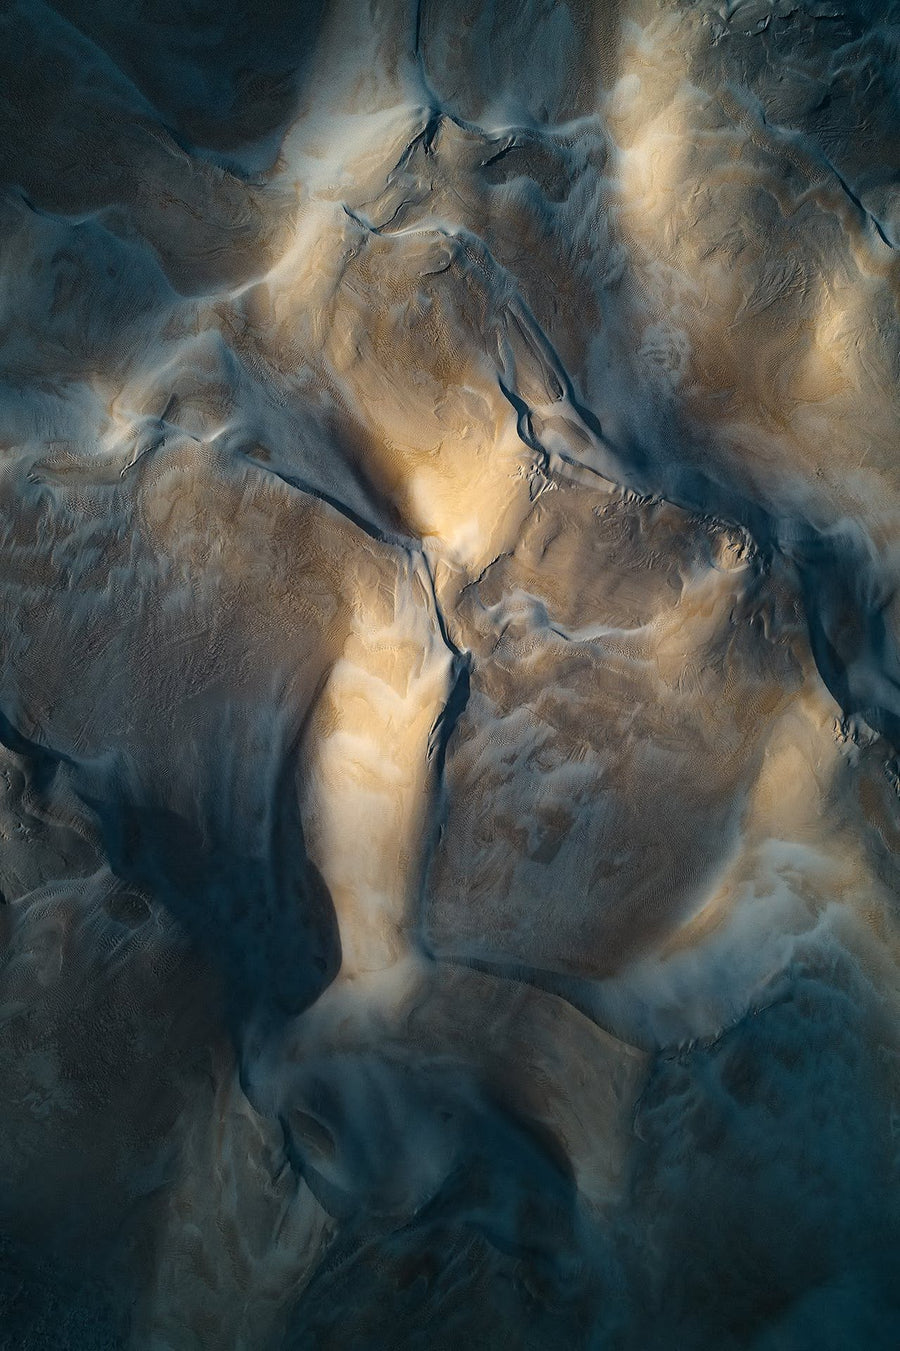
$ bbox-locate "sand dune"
[0,1,898,1346]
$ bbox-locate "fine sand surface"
[0,1,899,1347]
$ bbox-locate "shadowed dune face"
[0,0,899,1347]
[424,484,806,978]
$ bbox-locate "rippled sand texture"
[1,0,899,1346]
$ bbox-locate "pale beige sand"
[0,1,898,1347]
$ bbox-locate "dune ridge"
[0,1,898,1347]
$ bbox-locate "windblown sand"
[0,1,898,1347]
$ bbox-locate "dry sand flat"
[0,1,898,1347]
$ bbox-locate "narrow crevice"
[748,95,896,251]
[426,652,470,781]
[497,376,544,460]
[411,554,473,955]
[249,458,416,551]
[827,161,896,249]
[481,139,518,170]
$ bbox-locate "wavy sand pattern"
[0,1,898,1346]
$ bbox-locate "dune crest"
[0,1,898,1346]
